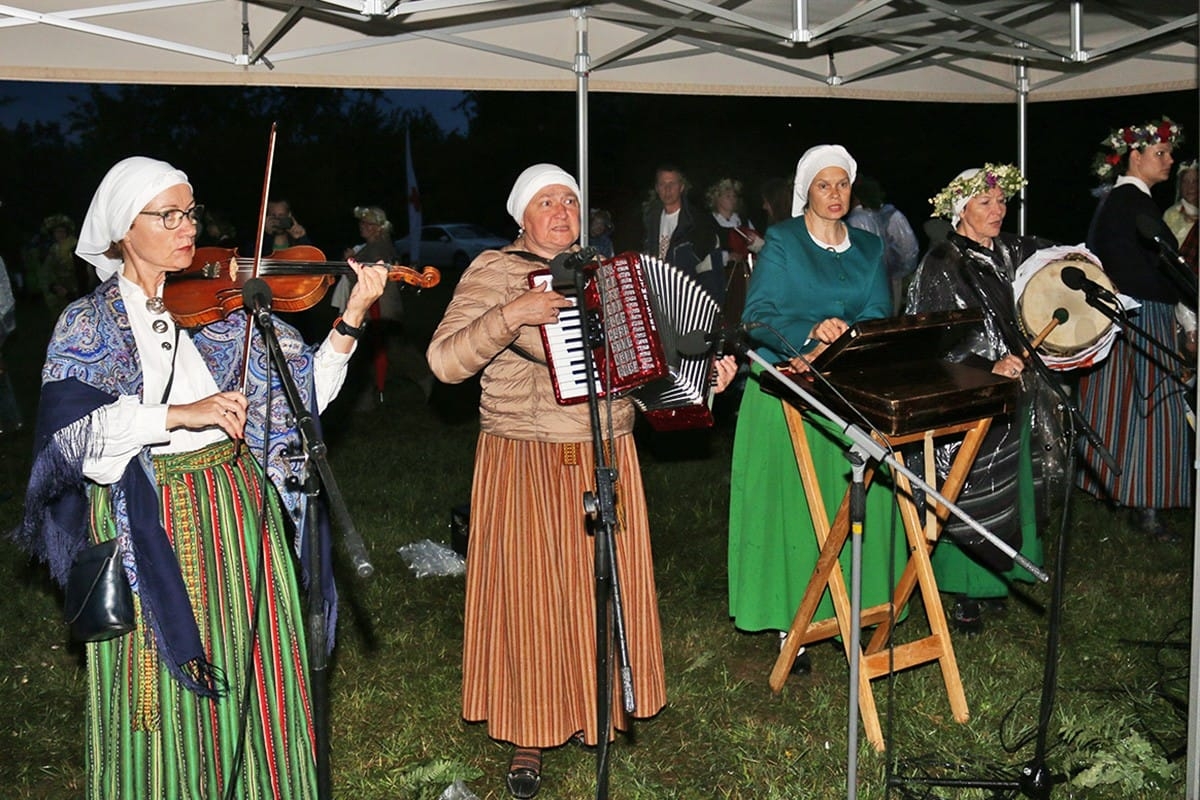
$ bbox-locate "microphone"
[548,246,600,284]
[1060,265,1118,304]
[1135,213,1188,267]
[242,277,273,325]
[677,322,750,358]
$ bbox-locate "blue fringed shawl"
[16,277,337,697]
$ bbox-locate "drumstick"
[1023,307,1070,359]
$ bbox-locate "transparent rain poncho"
[904,232,1069,559]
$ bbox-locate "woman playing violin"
[17,156,387,799]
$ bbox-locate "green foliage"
[1060,716,1176,794]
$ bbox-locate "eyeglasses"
[138,204,205,230]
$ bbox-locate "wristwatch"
[333,316,367,339]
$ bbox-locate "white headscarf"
[948,168,981,229]
[506,163,581,228]
[76,156,191,281]
[791,144,858,216]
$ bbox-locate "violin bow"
[240,121,279,394]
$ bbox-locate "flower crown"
[929,164,1027,220]
[1091,116,1183,181]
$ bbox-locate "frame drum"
[1013,249,1119,371]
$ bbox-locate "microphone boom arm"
[735,341,1049,583]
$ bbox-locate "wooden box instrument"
[763,309,1018,436]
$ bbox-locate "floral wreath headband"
[1092,116,1183,181]
[929,163,1027,220]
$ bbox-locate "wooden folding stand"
[760,309,1018,752]
[768,404,998,750]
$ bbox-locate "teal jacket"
[742,216,890,363]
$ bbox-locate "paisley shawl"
[17,276,335,696]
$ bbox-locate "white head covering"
[948,168,981,228]
[506,163,581,228]
[76,156,191,281]
[791,144,858,216]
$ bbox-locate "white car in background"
[399,223,509,271]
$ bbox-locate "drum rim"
[1017,258,1116,356]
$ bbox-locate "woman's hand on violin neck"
[343,258,389,326]
[166,391,248,440]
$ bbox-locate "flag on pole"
[405,129,422,263]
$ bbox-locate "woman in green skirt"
[18,156,388,798]
[729,144,907,673]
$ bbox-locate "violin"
[162,245,441,328]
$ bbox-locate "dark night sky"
[1,81,1196,256]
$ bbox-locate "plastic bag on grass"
[438,779,480,800]
[398,539,466,578]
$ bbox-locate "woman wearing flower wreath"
[728,144,906,673]
[1078,117,1192,542]
[904,164,1052,636]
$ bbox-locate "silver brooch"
[145,296,167,315]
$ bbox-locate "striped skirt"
[85,441,317,799]
[1076,299,1194,508]
[462,432,667,748]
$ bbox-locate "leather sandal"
[506,747,542,799]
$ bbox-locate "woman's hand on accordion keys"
[503,283,573,329]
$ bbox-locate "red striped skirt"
[462,432,667,747]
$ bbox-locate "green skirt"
[85,441,318,799]
[728,371,909,632]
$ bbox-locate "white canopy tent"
[0,1,1194,100]
[3,0,1199,795]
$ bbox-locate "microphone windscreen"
[547,252,574,286]
[242,277,273,312]
[1135,213,1162,242]
[676,329,712,358]
[1060,266,1086,290]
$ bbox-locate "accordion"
[530,251,721,431]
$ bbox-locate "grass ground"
[0,290,1193,799]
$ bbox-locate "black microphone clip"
[242,277,274,327]
[1135,213,1189,268]
[548,246,600,285]
[677,322,749,358]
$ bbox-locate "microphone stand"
[730,337,1048,800]
[244,284,374,800]
[1137,214,1200,305]
[890,258,1115,798]
[1080,292,1191,382]
[568,263,635,800]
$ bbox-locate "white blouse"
[77,273,353,484]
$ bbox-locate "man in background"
[641,164,724,302]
